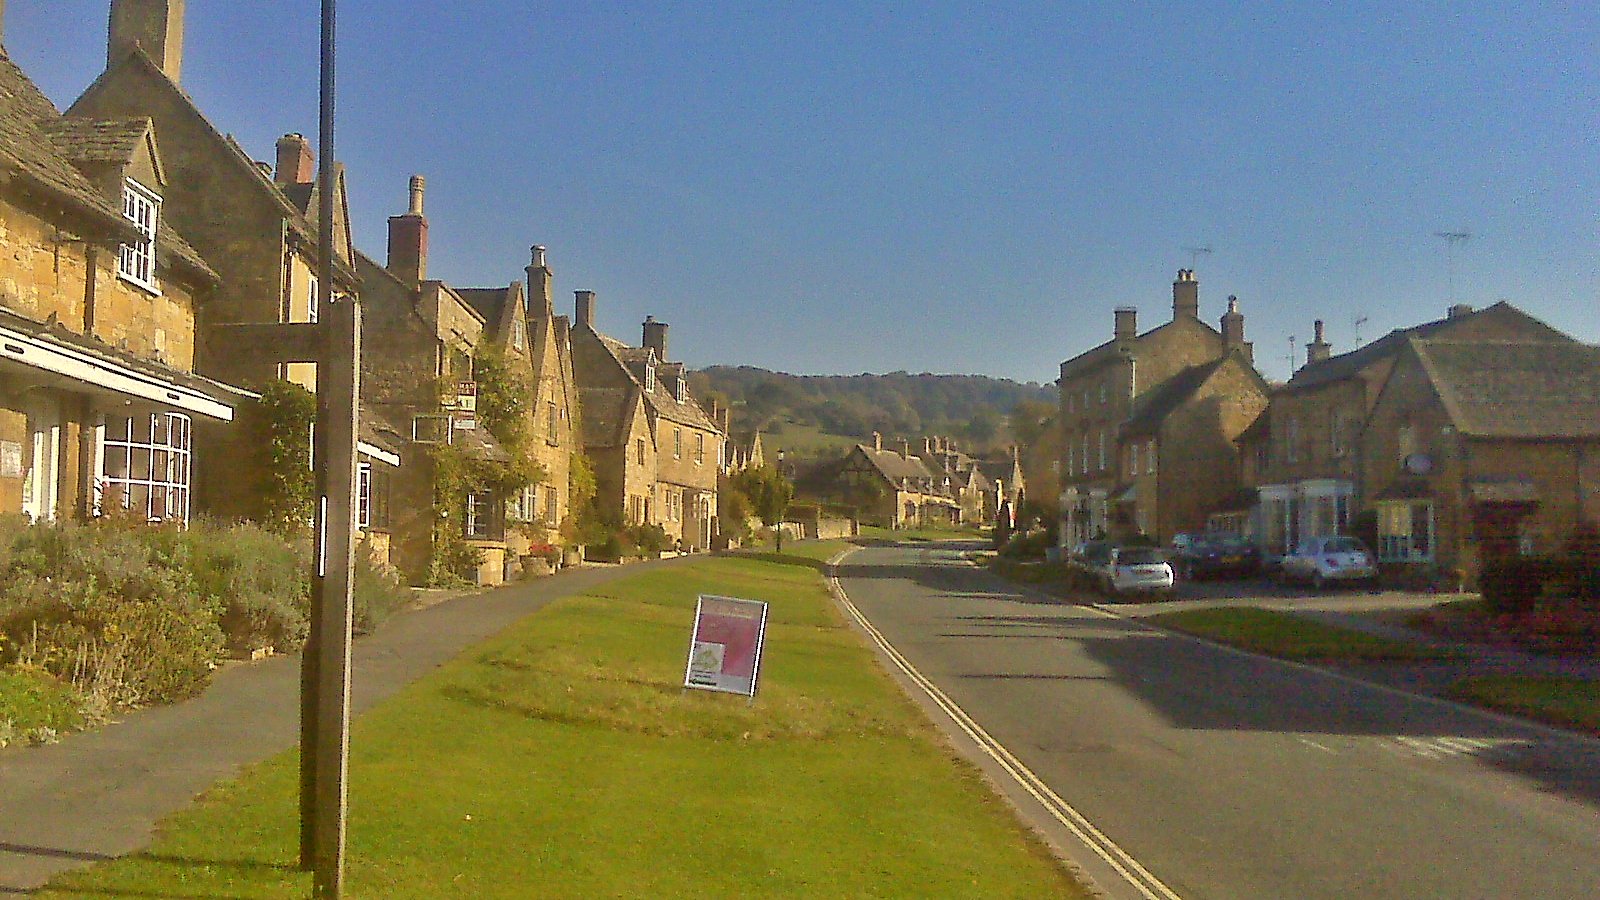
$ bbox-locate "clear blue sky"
[12,1,1597,383]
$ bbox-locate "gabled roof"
[0,50,135,234]
[578,386,641,449]
[1060,316,1221,379]
[853,445,934,482]
[1409,339,1600,439]
[1285,302,1571,392]
[590,330,721,433]
[39,116,155,167]
[456,287,513,327]
[69,48,355,283]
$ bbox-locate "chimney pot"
[532,245,546,268]
[1172,269,1199,320]
[386,174,429,284]
[109,0,186,83]
[574,290,596,328]
[274,133,314,185]
[1447,303,1474,319]
[407,175,425,215]
[1114,306,1138,341]
[872,431,882,451]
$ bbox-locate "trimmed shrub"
[354,552,413,634]
[1479,556,1555,615]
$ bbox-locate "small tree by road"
[732,465,793,550]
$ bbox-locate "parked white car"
[1280,536,1378,589]
[1098,546,1175,598]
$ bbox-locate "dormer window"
[118,179,160,292]
[645,362,656,392]
[675,378,686,402]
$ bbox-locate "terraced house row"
[1045,269,1600,585]
[0,0,725,583]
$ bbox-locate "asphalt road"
[835,541,1600,900]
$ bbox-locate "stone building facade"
[0,45,246,525]
[569,293,723,550]
[1056,270,1254,546]
[1251,302,1575,561]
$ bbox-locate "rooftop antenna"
[1434,230,1472,303]
[1287,334,1298,377]
[1353,314,1369,345]
[1183,246,1213,270]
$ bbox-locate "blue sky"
[11,1,1597,382]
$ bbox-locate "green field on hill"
[37,547,1087,898]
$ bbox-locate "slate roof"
[1059,317,1221,379]
[1120,357,1228,437]
[595,333,721,432]
[578,386,632,448]
[1284,302,1571,392]
[0,50,134,234]
[1411,339,1600,439]
[856,445,935,482]
[456,287,512,329]
[0,53,215,282]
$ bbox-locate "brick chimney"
[1221,294,1251,361]
[1306,319,1332,365]
[900,438,911,460]
[273,133,314,185]
[642,316,668,361]
[574,290,596,329]
[1173,268,1199,320]
[385,175,428,286]
[525,245,553,315]
[1114,307,1138,342]
[109,0,185,83]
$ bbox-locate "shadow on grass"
[716,550,831,574]
[0,842,295,898]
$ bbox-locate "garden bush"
[1479,555,1556,615]
[354,550,414,634]
[999,530,1052,560]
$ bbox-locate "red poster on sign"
[684,595,769,696]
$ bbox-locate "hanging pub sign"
[451,381,478,430]
[683,594,769,697]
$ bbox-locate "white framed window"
[546,401,559,446]
[117,179,160,291]
[357,462,372,530]
[307,276,320,323]
[1097,430,1106,471]
[695,433,705,465]
[1066,445,1074,476]
[1129,444,1138,476]
[1377,500,1434,562]
[636,438,647,466]
[1146,439,1156,474]
[1080,434,1089,474]
[99,411,191,525]
[676,378,687,402]
[543,484,558,526]
[464,491,495,539]
[644,363,656,392]
[674,428,682,459]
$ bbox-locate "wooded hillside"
[688,366,1053,453]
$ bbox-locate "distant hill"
[688,366,1054,459]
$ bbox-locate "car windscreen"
[1117,548,1163,566]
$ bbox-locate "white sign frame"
[683,594,769,697]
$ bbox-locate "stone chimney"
[109,0,186,83]
[1306,319,1332,365]
[525,245,553,315]
[274,134,313,185]
[1173,268,1199,320]
[385,175,428,286]
[1114,307,1138,342]
[872,431,882,451]
[642,316,668,361]
[1447,303,1474,319]
[574,290,596,329]
[1221,295,1251,361]
[899,438,911,460]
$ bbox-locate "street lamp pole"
[776,449,785,553]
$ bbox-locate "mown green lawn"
[1148,607,1451,662]
[1448,676,1600,737]
[0,667,83,740]
[38,548,1086,898]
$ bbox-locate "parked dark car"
[1175,535,1260,581]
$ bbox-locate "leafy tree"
[245,379,316,535]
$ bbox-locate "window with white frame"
[357,462,372,529]
[1097,430,1106,471]
[1129,444,1138,477]
[636,438,647,466]
[464,490,496,539]
[644,362,656,392]
[118,180,160,291]
[543,484,558,526]
[1146,439,1156,474]
[1080,434,1089,474]
[695,432,705,465]
[674,428,682,459]
[99,411,191,524]
[1377,500,1433,562]
[307,276,320,323]
[546,401,559,445]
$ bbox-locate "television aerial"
[1183,246,1213,270]
[1353,315,1369,345]
[1434,230,1472,303]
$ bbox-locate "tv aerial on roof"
[1183,246,1214,270]
[1434,230,1472,303]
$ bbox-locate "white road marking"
[1385,735,1531,760]
[1298,737,1338,754]
[828,548,1183,900]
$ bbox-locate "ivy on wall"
[244,379,316,535]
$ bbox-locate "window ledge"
[117,272,162,297]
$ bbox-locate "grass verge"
[0,667,83,741]
[1447,676,1600,737]
[1148,607,1451,661]
[37,550,1088,898]
[858,524,985,542]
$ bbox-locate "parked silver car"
[1280,535,1378,589]
[1098,546,1175,598]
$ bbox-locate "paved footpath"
[0,558,686,894]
